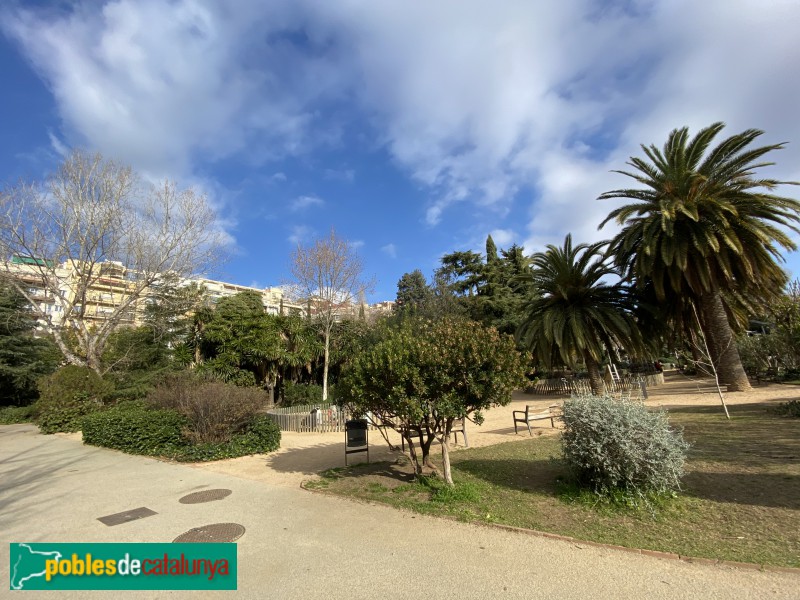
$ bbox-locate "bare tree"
[0,150,227,372]
[289,229,373,401]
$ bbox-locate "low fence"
[530,371,665,395]
[265,403,349,433]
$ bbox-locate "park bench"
[513,405,560,435]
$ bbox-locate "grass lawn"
[305,403,800,567]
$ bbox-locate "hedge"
[81,404,281,461]
[81,403,188,456]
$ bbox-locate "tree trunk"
[85,337,102,375]
[440,421,454,486]
[698,291,751,392]
[322,328,330,401]
[423,453,442,478]
[584,350,604,395]
[51,329,87,370]
[404,433,423,475]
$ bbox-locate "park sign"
[9,543,237,590]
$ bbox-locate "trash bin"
[344,419,369,465]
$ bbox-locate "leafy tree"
[338,316,527,485]
[517,235,642,394]
[275,313,322,389]
[144,278,209,347]
[737,280,800,376]
[0,285,60,405]
[600,123,800,391]
[327,318,372,385]
[198,292,282,392]
[100,325,174,400]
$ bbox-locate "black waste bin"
[344,419,369,465]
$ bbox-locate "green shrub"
[0,404,37,424]
[561,394,689,500]
[147,372,270,444]
[82,403,188,456]
[281,381,323,406]
[81,402,280,461]
[773,400,800,418]
[179,415,281,461]
[36,366,114,433]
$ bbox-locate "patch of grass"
[307,403,800,567]
[555,478,677,513]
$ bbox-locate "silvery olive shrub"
[561,394,689,497]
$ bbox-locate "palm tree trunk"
[583,350,604,395]
[698,291,751,392]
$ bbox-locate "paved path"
[1,424,797,599]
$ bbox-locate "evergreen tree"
[486,235,498,265]
[436,236,535,336]
[0,285,60,405]
[395,270,432,314]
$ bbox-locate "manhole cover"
[179,489,232,504]
[173,523,245,543]
[97,507,157,527]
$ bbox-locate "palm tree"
[517,234,642,394]
[600,122,800,391]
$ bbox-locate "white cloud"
[303,0,800,245]
[290,194,324,212]
[47,131,69,157]
[1,1,347,179]
[381,243,397,259]
[351,240,365,249]
[5,0,800,259]
[488,229,517,248]
[288,225,314,245]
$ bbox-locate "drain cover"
[179,489,232,504]
[173,523,245,543]
[97,507,157,527]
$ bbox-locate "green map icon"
[10,543,63,590]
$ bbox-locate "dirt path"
[191,371,800,487]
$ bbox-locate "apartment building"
[302,297,395,323]
[2,256,306,333]
[195,278,304,316]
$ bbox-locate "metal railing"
[530,371,665,395]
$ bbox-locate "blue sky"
[2,0,800,302]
